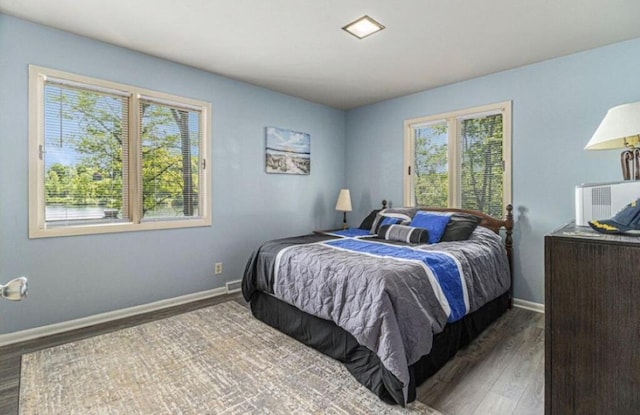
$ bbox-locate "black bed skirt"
[249,291,510,406]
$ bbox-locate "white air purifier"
[575,181,640,226]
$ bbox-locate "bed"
[242,202,514,406]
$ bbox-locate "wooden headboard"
[380,200,513,254]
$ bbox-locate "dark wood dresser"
[545,222,640,414]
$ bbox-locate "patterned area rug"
[20,301,440,414]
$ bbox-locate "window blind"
[457,111,504,218]
[43,81,129,225]
[138,99,202,220]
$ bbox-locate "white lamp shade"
[585,102,640,150]
[335,189,352,212]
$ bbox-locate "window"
[29,65,211,238]
[403,101,511,218]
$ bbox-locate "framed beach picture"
[265,127,310,175]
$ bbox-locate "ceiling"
[2,0,640,110]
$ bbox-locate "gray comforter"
[244,227,510,404]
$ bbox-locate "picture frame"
[265,126,310,175]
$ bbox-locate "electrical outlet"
[214,262,223,274]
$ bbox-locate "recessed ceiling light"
[342,15,385,39]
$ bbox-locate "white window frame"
[403,101,512,211]
[28,65,212,238]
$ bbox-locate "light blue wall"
[0,15,346,334]
[3,13,639,333]
[346,38,640,304]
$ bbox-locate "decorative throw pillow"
[358,209,382,230]
[369,212,412,234]
[409,211,451,244]
[378,224,428,244]
[440,213,481,242]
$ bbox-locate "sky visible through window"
[415,123,448,174]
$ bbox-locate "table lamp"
[335,189,352,229]
[585,102,640,180]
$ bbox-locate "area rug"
[20,301,440,414]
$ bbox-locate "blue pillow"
[409,211,451,244]
[380,216,403,227]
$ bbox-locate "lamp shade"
[335,189,352,212]
[585,102,640,150]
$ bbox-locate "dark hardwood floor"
[1,295,543,415]
[417,307,545,415]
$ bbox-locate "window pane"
[458,113,503,217]
[43,83,128,225]
[413,121,448,207]
[140,101,201,219]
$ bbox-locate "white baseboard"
[513,298,545,313]
[0,286,232,347]
[0,285,542,347]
